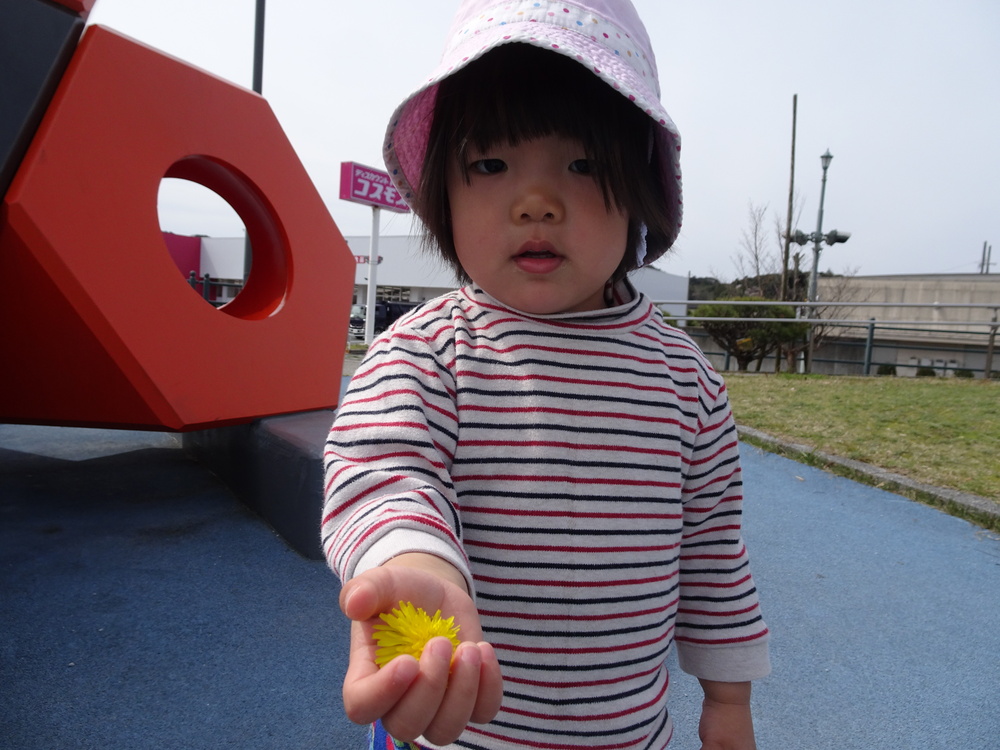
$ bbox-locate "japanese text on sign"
[339,161,410,213]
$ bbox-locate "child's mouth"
[515,241,562,273]
[517,241,558,258]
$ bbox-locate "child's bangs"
[449,50,596,154]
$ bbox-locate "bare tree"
[732,202,774,296]
[727,196,869,371]
[774,193,805,300]
[778,266,873,371]
[811,267,871,348]
[731,199,808,301]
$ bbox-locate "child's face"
[446,134,629,315]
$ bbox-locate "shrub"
[954,368,974,379]
[876,364,897,377]
[916,366,937,378]
[690,298,807,372]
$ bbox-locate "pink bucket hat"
[383,0,683,262]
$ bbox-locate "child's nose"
[511,182,564,224]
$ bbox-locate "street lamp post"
[807,150,833,304]
[791,150,851,372]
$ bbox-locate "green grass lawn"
[724,374,1000,508]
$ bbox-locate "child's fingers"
[470,641,504,725]
[381,636,454,741]
[339,570,393,621]
[339,564,457,625]
[420,641,483,746]
[342,647,420,726]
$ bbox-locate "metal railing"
[654,299,1000,379]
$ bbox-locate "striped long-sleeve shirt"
[322,283,769,750]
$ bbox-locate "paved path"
[671,443,1000,749]
[1,419,998,749]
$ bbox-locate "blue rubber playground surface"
[2,409,999,748]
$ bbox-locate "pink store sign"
[339,161,410,213]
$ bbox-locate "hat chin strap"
[635,223,649,268]
[634,125,654,269]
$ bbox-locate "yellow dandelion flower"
[372,601,461,668]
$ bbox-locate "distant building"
[814,273,999,377]
[165,228,693,351]
[343,234,690,319]
[164,232,690,316]
[344,235,456,305]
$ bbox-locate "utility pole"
[775,95,797,373]
[780,94,796,303]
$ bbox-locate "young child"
[323,2,770,748]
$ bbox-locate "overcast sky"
[86,0,1000,281]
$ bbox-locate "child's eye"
[569,159,593,175]
[470,158,507,175]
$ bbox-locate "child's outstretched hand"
[339,553,504,746]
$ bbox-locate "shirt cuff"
[676,639,772,682]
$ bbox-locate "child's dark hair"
[415,43,675,284]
